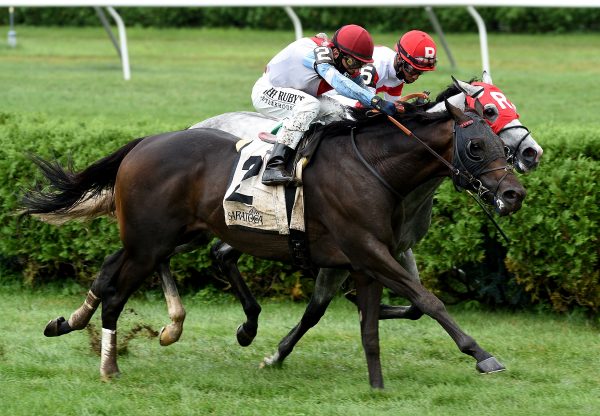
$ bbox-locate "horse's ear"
[474,98,484,117]
[452,75,484,99]
[445,99,469,123]
[482,70,493,85]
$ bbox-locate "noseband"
[496,124,532,166]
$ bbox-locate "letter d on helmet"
[332,24,374,63]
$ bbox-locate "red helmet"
[395,30,437,71]
[332,24,374,63]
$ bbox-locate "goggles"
[343,54,364,70]
[397,43,437,69]
[402,60,423,76]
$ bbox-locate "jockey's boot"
[262,143,296,186]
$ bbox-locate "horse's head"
[453,72,543,173]
[445,100,526,216]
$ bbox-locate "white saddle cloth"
[223,139,305,235]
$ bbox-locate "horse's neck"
[427,92,465,113]
[392,176,445,253]
[349,120,453,200]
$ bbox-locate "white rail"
[3,1,599,79]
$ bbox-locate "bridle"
[351,111,514,241]
[351,112,512,199]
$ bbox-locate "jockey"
[252,24,397,186]
[330,30,437,110]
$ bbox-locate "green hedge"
[2,7,600,33]
[0,113,598,313]
[416,124,599,313]
[0,112,302,298]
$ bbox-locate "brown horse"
[23,102,525,388]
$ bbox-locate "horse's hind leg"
[156,236,210,346]
[99,251,157,380]
[157,261,186,346]
[211,240,261,347]
[262,267,347,368]
[43,249,125,337]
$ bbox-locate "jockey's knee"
[284,96,320,133]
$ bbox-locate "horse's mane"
[308,78,480,141]
[428,77,479,107]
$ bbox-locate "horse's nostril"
[522,147,537,161]
[503,187,526,204]
[503,190,516,202]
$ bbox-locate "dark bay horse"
[23,102,525,388]
[149,74,542,359]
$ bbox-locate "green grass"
[2,27,600,133]
[0,287,598,416]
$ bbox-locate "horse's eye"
[484,108,496,116]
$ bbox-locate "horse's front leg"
[211,240,261,347]
[358,243,505,374]
[261,267,347,368]
[43,249,125,337]
[354,274,384,389]
[379,248,424,320]
[157,261,186,346]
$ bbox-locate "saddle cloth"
[223,138,305,235]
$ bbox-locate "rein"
[350,127,403,199]
[350,114,512,243]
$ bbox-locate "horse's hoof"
[159,325,181,346]
[44,316,67,337]
[236,324,255,347]
[259,353,282,369]
[100,371,121,382]
[477,356,506,374]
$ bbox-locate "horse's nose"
[502,185,526,210]
[521,146,543,169]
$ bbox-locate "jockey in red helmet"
[395,30,437,84]
[252,24,397,186]
[326,30,437,112]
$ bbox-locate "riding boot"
[262,143,296,186]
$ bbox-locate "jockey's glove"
[370,96,397,116]
[415,90,431,106]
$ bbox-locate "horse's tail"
[21,137,144,223]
